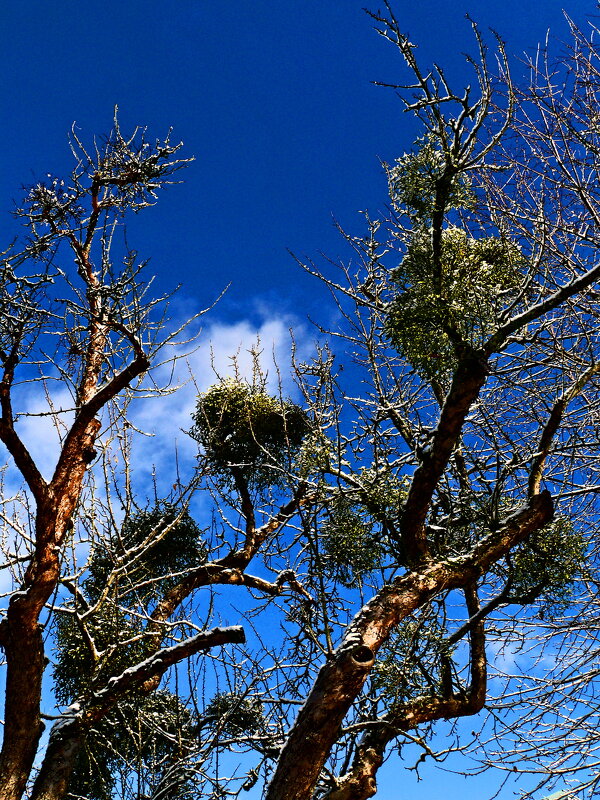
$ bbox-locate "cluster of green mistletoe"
[56,502,206,700]
[204,691,265,738]
[65,690,198,800]
[372,612,451,705]
[54,604,147,707]
[86,502,206,603]
[386,227,525,378]
[191,379,310,490]
[384,137,526,379]
[371,513,586,704]
[55,502,208,800]
[387,134,475,219]
[56,611,198,800]
[426,496,585,615]
[321,468,407,587]
[504,516,586,615]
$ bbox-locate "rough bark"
[324,585,486,800]
[265,492,552,800]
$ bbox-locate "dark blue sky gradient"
[2,1,586,326]
[1,2,591,798]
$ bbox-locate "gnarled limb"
[324,584,485,800]
[265,492,552,800]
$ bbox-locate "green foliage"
[426,490,496,560]
[86,502,206,603]
[386,226,525,378]
[321,500,384,587]
[387,135,474,219]
[372,612,450,704]
[296,428,336,478]
[54,606,147,706]
[205,691,264,737]
[320,470,406,586]
[384,134,527,379]
[371,519,585,707]
[56,502,205,706]
[67,692,197,800]
[191,379,310,489]
[510,517,586,614]
[358,466,407,518]
[54,502,207,799]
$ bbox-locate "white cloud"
[127,311,312,494]
[0,311,315,558]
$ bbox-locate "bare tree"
[0,114,252,800]
[258,7,600,799]
[5,6,600,800]
[0,116,315,799]
[452,13,600,799]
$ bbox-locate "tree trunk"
[0,612,46,800]
[266,644,376,800]
[29,718,83,800]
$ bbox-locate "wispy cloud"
[0,310,314,576]
[128,311,312,494]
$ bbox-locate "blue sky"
[2,1,586,325]
[1,2,592,798]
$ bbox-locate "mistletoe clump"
[386,227,525,378]
[372,613,451,705]
[66,691,197,800]
[86,502,206,603]
[509,517,586,615]
[191,379,310,489]
[387,134,475,219]
[321,470,406,586]
[321,498,384,587]
[205,691,264,737]
[54,605,147,708]
[54,503,206,800]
